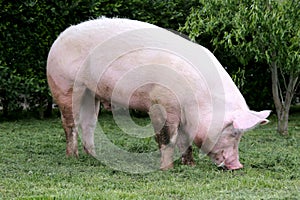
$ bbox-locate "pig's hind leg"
[47,75,82,157]
[60,97,79,157]
[79,89,100,157]
[49,83,80,157]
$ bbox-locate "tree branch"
[278,76,284,105]
[284,74,296,112]
[279,67,288,90]
[295,77,300,92]
[271,62,283,118]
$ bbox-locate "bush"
[0,0,200,118]
[1,0,278,117]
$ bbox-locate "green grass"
[0,112,299,199]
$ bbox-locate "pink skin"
[208,147,244,170]
[205,123,254,170]
[47,17,271,170]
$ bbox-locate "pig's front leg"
[149,104,179,170]
[181,146,195,166]
[177,130,195,166]
[155,124,179,170]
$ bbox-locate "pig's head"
[207,110,271,170]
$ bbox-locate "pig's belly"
[95,82,155,112]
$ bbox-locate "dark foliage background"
[0,0,286,119]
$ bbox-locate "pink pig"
[47,17,270,170]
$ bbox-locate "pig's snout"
[224,160,243,170]
[209,151,244,170]
[216,160,243,170]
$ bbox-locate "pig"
[47,17,270,171]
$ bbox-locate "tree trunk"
[271,62,299,135]
[277,109,289,135]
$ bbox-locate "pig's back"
[47,17,158,80]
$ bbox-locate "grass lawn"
[0,111,299,199]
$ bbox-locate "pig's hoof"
[181,157,195,166]
[160,163,174,171]
[83,146,96,157]
[183,160,196,167]
[66,149,79,158]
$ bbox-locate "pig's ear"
[232,110,271,131]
